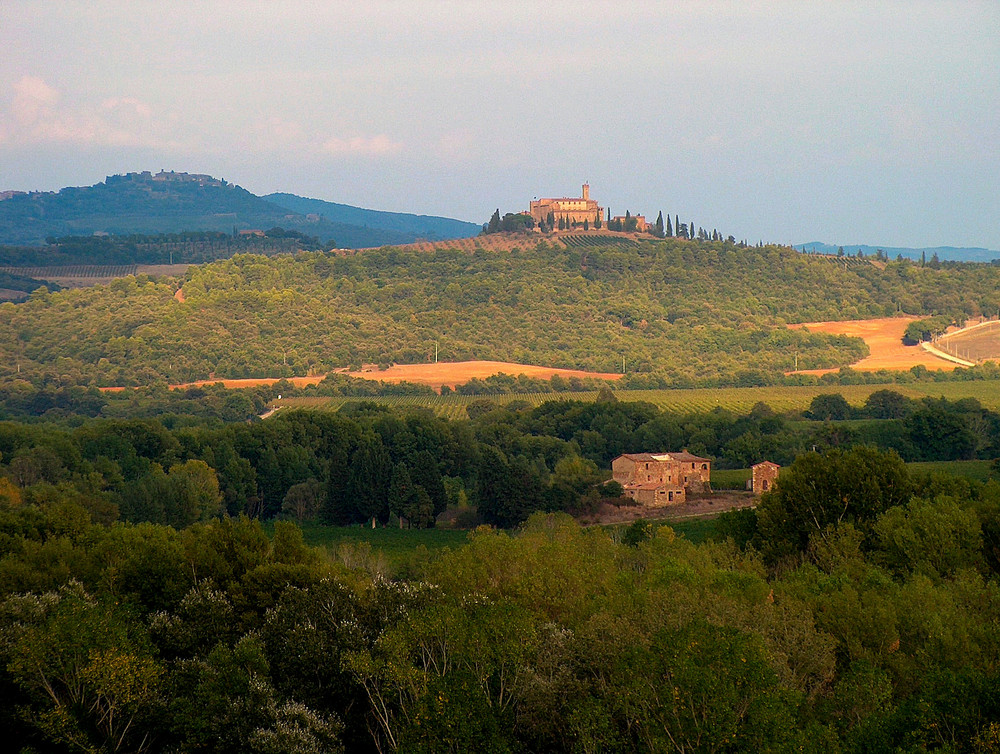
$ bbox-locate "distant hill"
[0,171,478,249]
[796,242,1000,263]
[263,193,480,242]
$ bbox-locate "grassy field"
[712,468,753,490]
[297,522,468,556]
[906,459,997,482]
[712,460,996,488]
[272,379,1000,419]
[652,517,719,544]
[272,516,721,573]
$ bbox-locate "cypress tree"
[654,211,664,237]
[346,433,392,526]
[666,214,673,237]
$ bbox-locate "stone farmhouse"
[612,451,712,506]
[529,184,603,228]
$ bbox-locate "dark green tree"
[486,209,501,234]
[863,389,914,419]
[756,446,912,561]
[806,393,853,421]
[346,433,392,526]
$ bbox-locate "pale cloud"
[2,75,175,149]
[236,120,402,161]
[12,75,59,124]
[434,129,479,163]
[321,134,402,157]
[239,116,308,153]
[101,96,153,119]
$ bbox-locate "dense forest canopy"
[1,398,999,751]
[2,238,999,388]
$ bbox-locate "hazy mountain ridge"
[263,192,480,241]
[0,172,478,248]
[797,242,1000,263]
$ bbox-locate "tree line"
[0,229,325,268]
[2,388,1000,536]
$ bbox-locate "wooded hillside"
[0,172,476,248]
[2,238,999,387]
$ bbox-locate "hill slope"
[0,171,475,249]
[797,242,1000,263]
[263,192,480,241]
[7,237,998,388]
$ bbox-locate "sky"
[1,1,998,249]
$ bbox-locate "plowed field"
[344,360,623,389]
[99,361,621,393]
[788,317,957,374]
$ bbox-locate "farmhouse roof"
[618,451,711,463]
[752,460,781,469]
[666,451,711,463]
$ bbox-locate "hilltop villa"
[529,184,603,228]
[612,451,712,506]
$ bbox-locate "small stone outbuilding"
[750,461,780,494]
